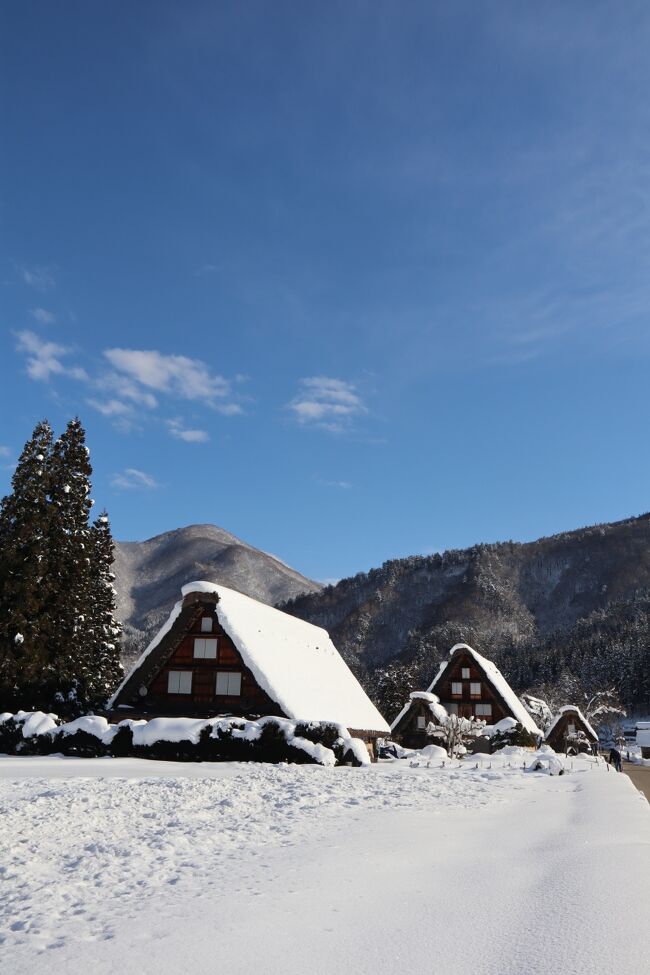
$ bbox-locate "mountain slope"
[114,524,321,659]
[283,513,650,713]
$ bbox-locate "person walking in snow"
[609,747,622,772]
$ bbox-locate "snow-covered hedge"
[0,711,370,767]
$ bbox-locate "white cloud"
[315,475,353,489]
[103,348,235,407]
[167,419,210,443]
[17,265,55,291]
[30,307,56,325]
[111,468,159,490]
[15,330,87,382]
[289,377,367,431]
[0,446,10,457]
[86,398,133,417]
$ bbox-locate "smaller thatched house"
[389,692,449,750]
[545,706,598,754]
[636,722,650,759]
[391,643,542,749]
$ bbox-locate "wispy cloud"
[15,330,87,382]
[86,398,133,417]
[103,348,241,413]
[17,264,56,291]
[289,377,367,432]
[30,307,56,325]
[0,446,11,458]
[167,418,210,443]
[111,468,159,490]
[315,475,353,489]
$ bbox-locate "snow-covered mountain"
[114,524,321,661]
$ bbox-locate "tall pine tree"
[87,511,123,702]
[0,421,54,708]
[0,418,123,713]
[46,419,96,709]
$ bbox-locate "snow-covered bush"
[0,711,370,766]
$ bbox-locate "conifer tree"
[87,511,123,703]
[0,420,54,709]
[45,419,95,708]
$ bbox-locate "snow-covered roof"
[637,729,650,747]
[110,581,389,734]
[390,690,447,732]
[545,705,598,742]
[428,643,542,737]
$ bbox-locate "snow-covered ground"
[1,752,649,975]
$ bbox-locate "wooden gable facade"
[111,591,283,719]
[545,708,598,754]
[431,646,510,725]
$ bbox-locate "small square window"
[216,671,242,696]
[417,715,426,729]
[194,638,217,659]
[470,682,481,697]
[451,681,463,696]
[201,617,213,633]
[168,671,192,695]
[461,667,470,679]
[475,703,492,717]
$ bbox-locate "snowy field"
[2,752,649,975]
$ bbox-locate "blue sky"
[2,1,650,582]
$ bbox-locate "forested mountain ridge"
[283,513,650,718]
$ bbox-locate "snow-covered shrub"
[0,710,60,754]
[0,711,369,766]
[490,720,537,751]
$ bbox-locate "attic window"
[461,667,470,679]
[451,681,462,697]
[168,671,192,695]
[194,638,218,659]
[201,617,213,633]
[417,716,426,729]
[470,682,481,698]
[216,671,242,696]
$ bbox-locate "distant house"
[636,722,650,759]
[108,581,390,759]
[391,643,542,748]
[545,706,598,754]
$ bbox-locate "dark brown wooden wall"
[145,609,282,717]
[434,650,508,722]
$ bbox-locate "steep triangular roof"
[545,705,598,742]
[428,643,542,736]
[110,581,389,734]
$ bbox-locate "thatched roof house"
[391,643,541,748]
[545,706,598,753]
[109,582,389,757]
